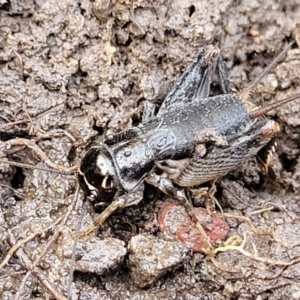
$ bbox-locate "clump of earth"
[1,0,300,299]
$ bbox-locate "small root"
[220,212,272,236]
[206,231,300,268]
[0,119,29,129]
[207,179,223,213]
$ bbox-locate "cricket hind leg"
[142,46,230,123]
[217,56,231,94]
[157,44,222,116]
[194,44,232,99]
[142,100,156,123]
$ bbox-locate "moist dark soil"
[1,1,300,299]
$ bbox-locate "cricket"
[1,41,300,298]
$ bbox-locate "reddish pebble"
[158,203,229,252]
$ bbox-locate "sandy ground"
[1,0,300,299]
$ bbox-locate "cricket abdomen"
[159,94,251,158]
[155,94,278,187]
[175,117,278,187]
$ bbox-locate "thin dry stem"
[0,138,78,174]
[0,216,63,269]
[7,231,67,300]
[15,186,79,300]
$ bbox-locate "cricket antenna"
[0,159,76,176]
[250,93,300,118]
[239,41,294,100]
[67,190,97,300]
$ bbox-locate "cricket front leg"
[79,184,145,237]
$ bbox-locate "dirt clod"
[128,234,189,287]
[1,0,300,299]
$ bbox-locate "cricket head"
[78,145,118,202]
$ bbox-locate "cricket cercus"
[1,42,299,251]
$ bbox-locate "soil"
[1,0,300,299]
